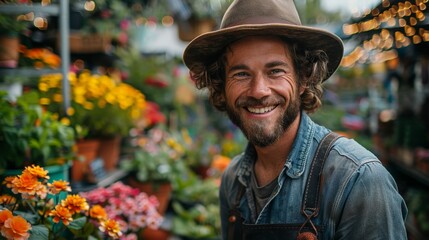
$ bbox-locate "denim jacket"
[219,112,408,240]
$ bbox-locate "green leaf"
[67,216,87,230]
[29,224,49,240]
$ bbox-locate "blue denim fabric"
[219,112,408,240]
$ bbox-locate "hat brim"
[183,23,344,81]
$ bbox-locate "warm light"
[84,0,96,11]
[34,17,48,30]
[413,35,422,44]
[161,16,174,27]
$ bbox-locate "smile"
[246,105,277,114]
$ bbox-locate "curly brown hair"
[189,38,329,113]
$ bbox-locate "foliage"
[0,91,76,172]
[171,173,221,239]
[38,70,146,139]
[79,181,163,239]
[114,47,176,111]
[0,0,31,34]
[182,0,233,21]
[0,165,123,239]
[406,188,429,233]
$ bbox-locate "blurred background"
[0,0,428,239]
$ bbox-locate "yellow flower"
[1,215,32,240]
[49,205,73,226]
[89,205,107,221]
[48,180,71,195]
[61,194,89,214]
[99,219,122,239]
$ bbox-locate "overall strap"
[299,132,342,237]
[228,180,246,240]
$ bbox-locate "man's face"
[224,36,302,147]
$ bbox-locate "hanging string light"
[341,0,429,67]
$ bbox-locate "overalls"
[227,132,341,240]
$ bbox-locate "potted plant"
[0,1,31,68]
[37,70,146,181]
[0,91,76,182]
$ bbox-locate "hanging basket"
[178,18,215,42]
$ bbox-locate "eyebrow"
[266,61,290,69]
[227,61,290,73]
[227,64,249,73]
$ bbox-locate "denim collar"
[237,112,315,186]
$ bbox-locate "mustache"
[236,96,285,108]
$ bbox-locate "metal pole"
[59,0,70,114]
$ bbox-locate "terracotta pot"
[97,136,122,172]
[72,139,100,183]
[127,177,172,215]
[0,34,20,68]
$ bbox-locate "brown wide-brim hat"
[183,0,344,82]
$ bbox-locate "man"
[182,0,408,239]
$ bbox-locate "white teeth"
[247,106,275,114]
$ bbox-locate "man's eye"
[269,69,284,75]
[233,72,249,78]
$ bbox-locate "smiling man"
[182,0,408,239]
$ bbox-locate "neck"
[253,113,301,185]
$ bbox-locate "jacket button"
[228,216,236,222]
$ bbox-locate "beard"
[225,94,301,147]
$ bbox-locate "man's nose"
[248,74,271,99]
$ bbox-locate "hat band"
[222,16,301,28]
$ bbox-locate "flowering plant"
[120,126,189,185]
[38,70,146,139]
[0,165,124,239]
[18,46,61,69]
[80,181,163,239]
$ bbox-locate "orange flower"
[99,219,122,239]
[0,209,13,227]
[89,205,107,221]
[23,165,50,180]
[49,205,73,226]
[211,155,231,172]
[48,180,71,195]
[2,176,16,189]
[1,215,32,240]
[10,172,40,197]
[61,195,89,214]
[0,195,16,206]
